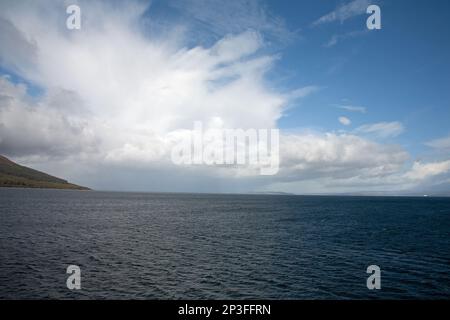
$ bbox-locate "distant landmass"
[0,155,89,190]
[248,191,296,195]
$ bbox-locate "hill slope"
[0,155,89,190]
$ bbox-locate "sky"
[0,0,449,194]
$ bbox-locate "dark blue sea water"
[0,188,449,299]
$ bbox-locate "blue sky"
[273,0,450,157]
[163,0,450,156]
[0,0,449,194]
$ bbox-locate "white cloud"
[0,1,287,151]
[338,116,351,126]
[356,121,404,138]
[312,0,370,26]
[337,104,366,113]
[0,1,289,176]
[280,133,408,179]
[0,76,99,158]
[425,135,450,150]
[324,29,369,48]
[405,160,450,181]
[0,16,38,74]
[287,85,321,100]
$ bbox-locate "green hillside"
[0,155,90,190]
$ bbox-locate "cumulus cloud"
[279,133,408,180]
[338,116,351,126]
[0,1,289,177]
[0,76,99,158]
[405,160,450,181]
[0,1,286,153]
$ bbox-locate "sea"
[0,188,449,299]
